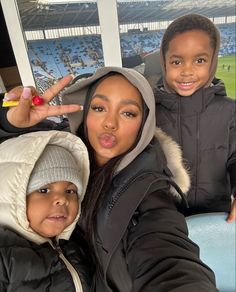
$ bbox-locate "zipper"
[107,170,189,217]
[50,240,83,292]
[107,172,148,216]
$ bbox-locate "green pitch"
[216,54,235,99]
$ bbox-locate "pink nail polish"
[22,87,31,99]
[3,92,16,101]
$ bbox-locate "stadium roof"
[17,0,236,30]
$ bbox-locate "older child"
[0,130,93,292]
[154,14,236,221]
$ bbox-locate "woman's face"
[86,74,143,166]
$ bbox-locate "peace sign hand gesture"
[5,75,81,128]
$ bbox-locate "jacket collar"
[155,78,227,114]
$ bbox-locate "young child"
[0,130,93,292]
[155,14,236,221]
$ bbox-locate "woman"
[0,67,218,291]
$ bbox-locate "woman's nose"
[103,115,118,131]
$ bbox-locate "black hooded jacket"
[155,78,236,215]
[93,137,217,292]
[154,14,236,216]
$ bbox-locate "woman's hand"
[227,197,236,223]
[7,85,39,98]
[5,75,81,128]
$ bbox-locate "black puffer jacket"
[0,227,93,292]
[155,78,236,215]
[0,131,93,292]
[94,137,217,292]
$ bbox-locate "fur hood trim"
[155,127,190,198]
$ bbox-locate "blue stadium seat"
[27,23,235,82]
[186,213,236,292]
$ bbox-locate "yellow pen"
[2,95,44,107]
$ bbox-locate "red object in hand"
[32,95,44,106]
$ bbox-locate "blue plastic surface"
[186,212,236,292]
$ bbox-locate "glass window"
[15,0,105,93]
[117,0,235,97]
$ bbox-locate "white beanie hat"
[27,145,83,196]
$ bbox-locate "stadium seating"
[186,212,236,292]
[28,23,235,92]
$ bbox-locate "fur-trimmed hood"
[155,127,190,197]
[0,130,89,245]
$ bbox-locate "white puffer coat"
[0,130,93,292]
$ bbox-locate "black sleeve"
[126,190,218,292]
[228,162,236,197]
[0,98,70,142]
[0,103,24,142]
[0,249,8,292]
[227,104,236,196]
[0,104,28,132]
[0,95,33,140]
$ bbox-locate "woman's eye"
[38,188,50,194]
[90,104,104,112]
[122,111,137,118]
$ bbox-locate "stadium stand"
[28,23,235,92]
[11,0,233,93]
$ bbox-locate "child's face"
[86,75,143,166]
[27,181,79,238]
[165,30,214,96]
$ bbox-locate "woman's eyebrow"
[92,94,142,109]
[92,94,108,101]
[121,99,142,110]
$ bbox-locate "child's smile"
[165,30,214,96]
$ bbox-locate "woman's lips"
[99,133,117,148]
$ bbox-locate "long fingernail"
[22,87,31,99]
[3,92,17,101]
